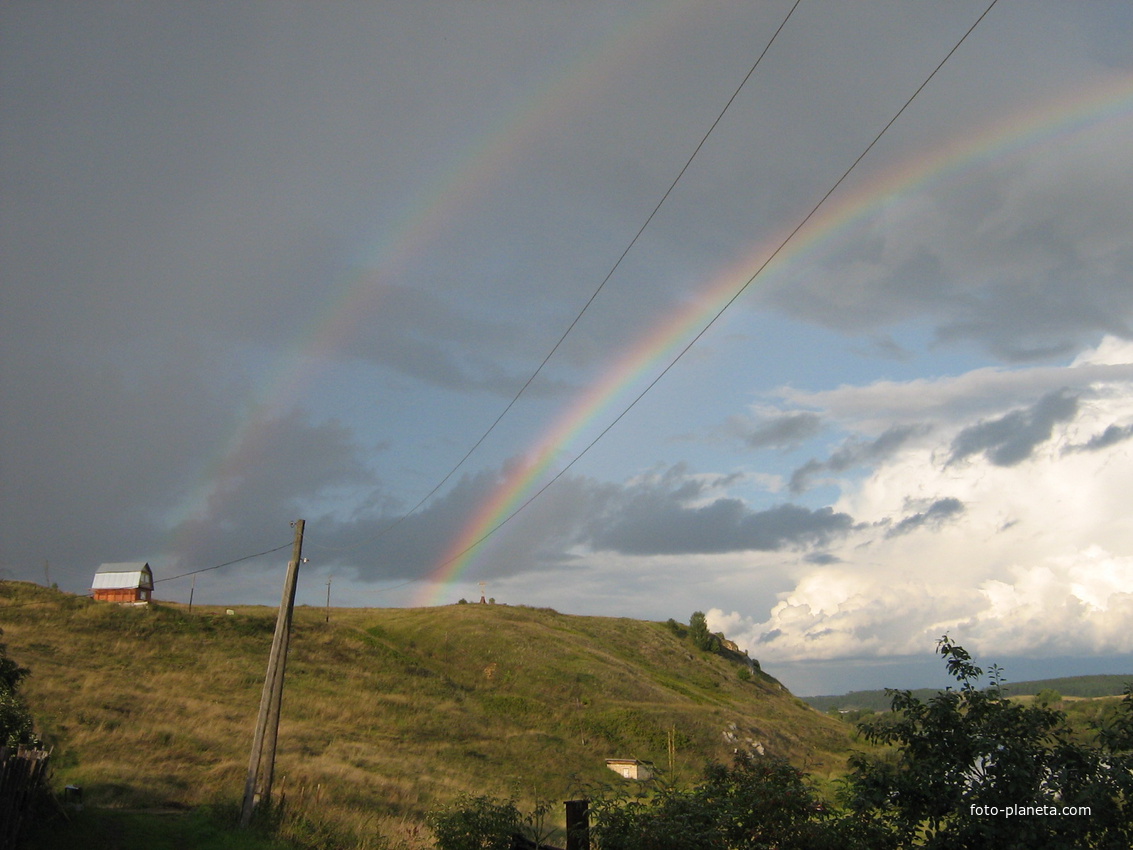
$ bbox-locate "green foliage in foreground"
[436,637,1133,850]
[585,754,879,850]
[0,627,39,747]
[427,794,523,850]
[27,807,297,850]
[844,636,1133,849]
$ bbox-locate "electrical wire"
[0,543,292,608]
[153,543,293,585]
[426,0,1002,575]
[184,0,995,599]
[306,0,803,554]
[1,6,998,610]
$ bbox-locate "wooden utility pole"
[240,519,305,827]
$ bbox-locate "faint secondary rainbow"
[417,71,1133,605]
[159,1,700,572]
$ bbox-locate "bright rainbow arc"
[417,72,1133,606]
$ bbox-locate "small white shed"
[605,758,653,781]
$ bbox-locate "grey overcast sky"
[4,1,1133,694]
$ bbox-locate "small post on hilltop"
[240,519,305,828]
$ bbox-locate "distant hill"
[805,674,1133,714]
[0,581,857,845]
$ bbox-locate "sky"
[3,1,1133,696]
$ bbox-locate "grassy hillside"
[1,581,857,847]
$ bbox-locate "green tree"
[689,611,718,653]
[0,629,38,747]
[843,636,1133,849]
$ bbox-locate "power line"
[185,0,999,603]
[427,0,1002,576]
[0,543,293,607]
[306,0,803,555]
[154,543,293,585]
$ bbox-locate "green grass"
[27,807,295,850]
[1,581,861,848]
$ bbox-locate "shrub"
[426,793,522,850]
[0,628,38,747]
[844,635,1133,849]
[589,753,876,850]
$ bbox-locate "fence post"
[0,746,51,850]
[565,799,590,850]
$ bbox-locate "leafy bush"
[589,753,880,850]
[844,635,1133,849]
[582,638,1133,850]
[0,628,38,747]
[426,794,522,850]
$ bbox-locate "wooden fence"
[0,745,50,850]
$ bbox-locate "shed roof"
[92,562,153,590]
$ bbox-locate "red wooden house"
[91,562,154,604]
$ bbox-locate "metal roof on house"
[92,562,153,590]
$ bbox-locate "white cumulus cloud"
[713,336,1133,664]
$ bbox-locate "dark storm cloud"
[790,424,928,494]
[308,468,506,581]
[0,349,379,593]
[1084,5,1133,68]
[0,4,581,397]
[804,552,842,565]
[5,0,1133,625]
[353,463,856,565]
[343,464,856,569]
[949,388,1079,467]
[736,411,824,450]
[338,283,573,396]
[934,269,1133,364]
[755,122,1133,364]
[587,472,853,556]
[886,497,965,538]
[310,464,620,583]
[1065,422,1133,454]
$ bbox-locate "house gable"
[92,562,154,603]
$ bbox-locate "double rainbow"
[415,72,1133,605]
